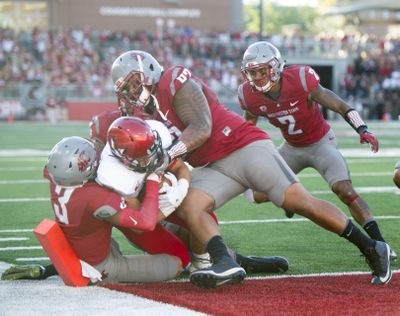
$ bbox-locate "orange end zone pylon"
[34,218,90,287]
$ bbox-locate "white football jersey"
[95,120,172,197]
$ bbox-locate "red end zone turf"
[103,273,399,315]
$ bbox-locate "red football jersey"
[238,65,330,147]
[44,167,129,265]
[89,110,121,146]
[154,66,269,167]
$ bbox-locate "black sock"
[40,264,58,279]
[363,220,385,242]
[340,220,375,253]
[206,235,230,262]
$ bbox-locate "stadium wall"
[67,102,118,121]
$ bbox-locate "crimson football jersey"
[238,65,330,147]
[89,110,121,146]
[43,166,160,265]
[154,66,269,167]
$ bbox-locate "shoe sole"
[190,268,246,289]
[371,243,392,285]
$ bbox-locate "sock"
[340,220,375,253]
[363,220,385,242]
[205,236,231,262]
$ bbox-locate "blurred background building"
[0,0,399,121]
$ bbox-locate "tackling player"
[104,50,392,288]
[238,41,396,260]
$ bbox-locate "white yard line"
[16,257,50,262]
[0,237,29,241]
[1,186,399,203]
[0,246,42,251]
[0,172,395,184]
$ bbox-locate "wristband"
[167,140,188,161]
[344,109,367,134]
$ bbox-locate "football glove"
[1,265,44,280]
[360,131,379,153]
[158,178,189,217]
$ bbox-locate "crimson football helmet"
[241,41,285,93]
[46,136,98,187]
[111,50,163,116]
[107,117,165,173]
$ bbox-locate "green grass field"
[0,120,399,276]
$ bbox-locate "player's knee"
[332,180,358,205]
[393,169,400,189]
[177,189,214,219]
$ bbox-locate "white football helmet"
[241,41,285,93]
[46,137,98,187]
[111,50,163,116]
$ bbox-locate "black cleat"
[236,254,289,273]
[363,241,392,285]
[189,255,246,289]
[284,210,294,218]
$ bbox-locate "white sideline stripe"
[246,269,400,280]
[1,216,399,234]
[0,246,42,251]
[0,237,29,241]
[16,257,49,262]
[0,263,204,316]
[1,186,399,204]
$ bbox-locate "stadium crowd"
[0,26,399,120]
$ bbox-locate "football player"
[44,135,188,283]
[105,50,392,288]
[2,118,290,281]
[238,41,396,261]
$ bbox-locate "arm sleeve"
[117,178,159,231]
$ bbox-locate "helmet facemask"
[115,71,156,117]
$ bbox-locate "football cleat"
[389,249,397,261]
[363,241,392,285]
[284,210,295,218]
[236,254,289,273]
[190,255,246,289]
[1,265,44,280]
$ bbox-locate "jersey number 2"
[277,115,303,135]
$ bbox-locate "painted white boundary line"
[1,186,399,203]
[0,237,29,241]
[0,246,42,251]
